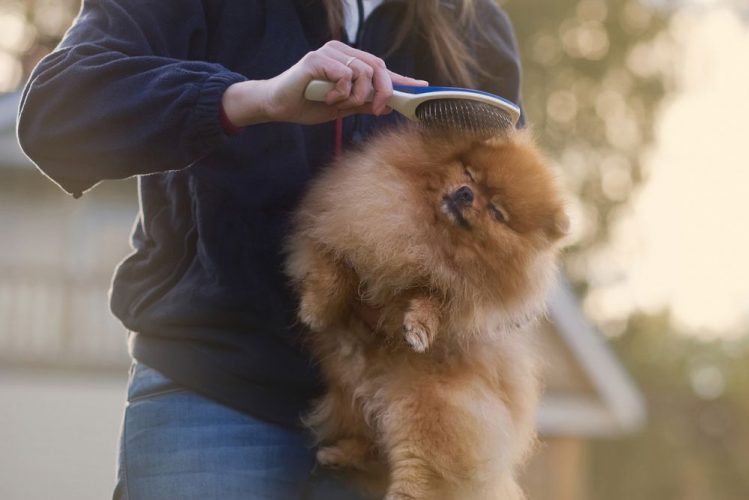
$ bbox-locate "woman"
[17,0,524,498]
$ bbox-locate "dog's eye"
[464,166,477,183]
[489,203,509,224]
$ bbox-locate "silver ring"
[345,56,358,67]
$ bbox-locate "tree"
[592,314,749,500]
[503,2,749,497]
[501,0,672,285]
[0,0,79,92]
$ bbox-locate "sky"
[585,5,749,338]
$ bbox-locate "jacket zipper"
[350,0,401,143]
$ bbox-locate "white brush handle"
[303,79,419,120]
[303,79,522,126]
[303,80,341,101]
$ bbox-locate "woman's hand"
[221,41,428,127]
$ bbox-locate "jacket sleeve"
[17,0,247,198]
[471,0,526,127]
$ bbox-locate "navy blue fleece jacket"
[17,0,524,427]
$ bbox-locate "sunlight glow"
[590,8,749,337]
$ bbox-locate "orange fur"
[285,124,568,499]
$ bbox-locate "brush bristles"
[415,99,514,137]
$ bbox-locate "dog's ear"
[545,209,570,241]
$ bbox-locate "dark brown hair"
[322,0,481,87]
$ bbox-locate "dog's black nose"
[452,186,474,207]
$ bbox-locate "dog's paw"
[316,438,374,471]
[401,296,440,353]
[299,302,325,331]
[316,445,349,468]
[402,316,432,353]
[384,493,417,500]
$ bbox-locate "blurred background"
[1,0,748,499]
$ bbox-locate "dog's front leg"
[297,247,357,331]
[402,294,441,353]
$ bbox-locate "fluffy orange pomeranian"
[285,124,568,500]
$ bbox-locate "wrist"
[221,80,271,128]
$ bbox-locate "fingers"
[327,40,430,111]
[337,46,391,114]
[293,41,427,123]
[322,42,383,106]
[301,52,353,105]
[315,41,428,115]
[317,42,380,112]
[344,58,375,110]
[389,71,429,88]
[369,59,394,115]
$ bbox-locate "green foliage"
[0,0,79,91]
[591,315,749,499]
[502,1,749,498]
[501,0,671,259]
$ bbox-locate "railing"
[0,267,129,371]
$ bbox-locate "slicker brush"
[304,80,520,137]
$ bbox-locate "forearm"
[18,52,244,196]
[17,0,238,197]
[221,80,272,128]
[18,0,429,197]
[219,40,429,128]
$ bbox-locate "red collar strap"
[335,114,343,156]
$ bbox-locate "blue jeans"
[114,362,374,500]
